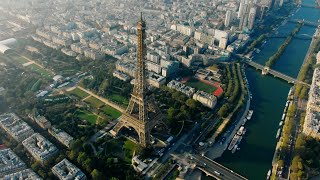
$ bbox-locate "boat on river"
[276,129,281,139]
[246,110,254,120]
[267,170,271,179]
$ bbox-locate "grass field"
[123,139,138,163]
[27,64,53,79]
[7,54,29,64]
[185,78,217,93]
[101,105,122,119]
[75,110,98,124]
[84,96,105,108]
[68,87,90,99]
[8,53,53,79]
[108,94,129,106]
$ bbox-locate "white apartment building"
[3,169,42,180]
[48,127,74,149]
[0,113,34,142]
[22,133,58,163]
[52,159,86,180]
[0,149,26,178]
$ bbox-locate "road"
[191,154,248,180]
[145,123,200,179]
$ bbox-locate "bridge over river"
[288,19,320,27]
[192,155,248,180]
[270,33,313,40]
[244,60,310,86]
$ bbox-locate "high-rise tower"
[110,13,165,148]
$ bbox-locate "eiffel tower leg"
[110,120,124,137]
[139,130,150,148]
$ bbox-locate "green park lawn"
[185,78,217,93]
[7,53,53,79]
[68,87,90,99]
[123,139,138,163]
[27,64,53,79]
[84,96,105,108]
[75,110,98,124]
[108,94,129,106]
[101,105,122,119]
[7,53,29,64]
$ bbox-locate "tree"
[31,161,41,172]
[167,107,175,120]
[91,169,104,180]
[67,150,78,160]
[83,158,94,172]
[186,99,197,109]
[71,139,83,152]
[299,86,308,99]
[218,104,229,117]
[77,152,88,164]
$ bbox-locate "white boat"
[285,101,289,107]
[266,170,271,180]
[246,110,254,120]
[237,126,245,136]
[281,114,286,121]
[279,121,284,126]
[228,134,240,150]
[276,129,281,139]
[288,87,293,96]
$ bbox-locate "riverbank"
[205,64,250,160]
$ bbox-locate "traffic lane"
[192,156,245,180]
[192,158,236,180]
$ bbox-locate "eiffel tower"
[110,13,165,148]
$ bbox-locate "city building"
[52,159,86,180]
[193,91,217,109]
[116,61,136,77]
[83,48,105,60]
[132,156,148,173]
[0,113,34,142]
[22,133,58,163]
[0,149,26,178]
[3,169,41,180]
[28,114,51,129]
[113,70,130,82]
[303,68,320,139]
[248,7,257,30]
[225,10,232,27]
[48,127,74,149]
[167,80,196,97]
[147,72,166,88]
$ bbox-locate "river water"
[213,0,320,179]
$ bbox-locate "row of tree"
[265,23,303,67]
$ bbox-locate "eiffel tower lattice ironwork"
[110,13,165,148]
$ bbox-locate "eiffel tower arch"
[110,13,165,148]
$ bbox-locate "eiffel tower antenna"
[110,13,165,148]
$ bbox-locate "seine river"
[214,0,320,179]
